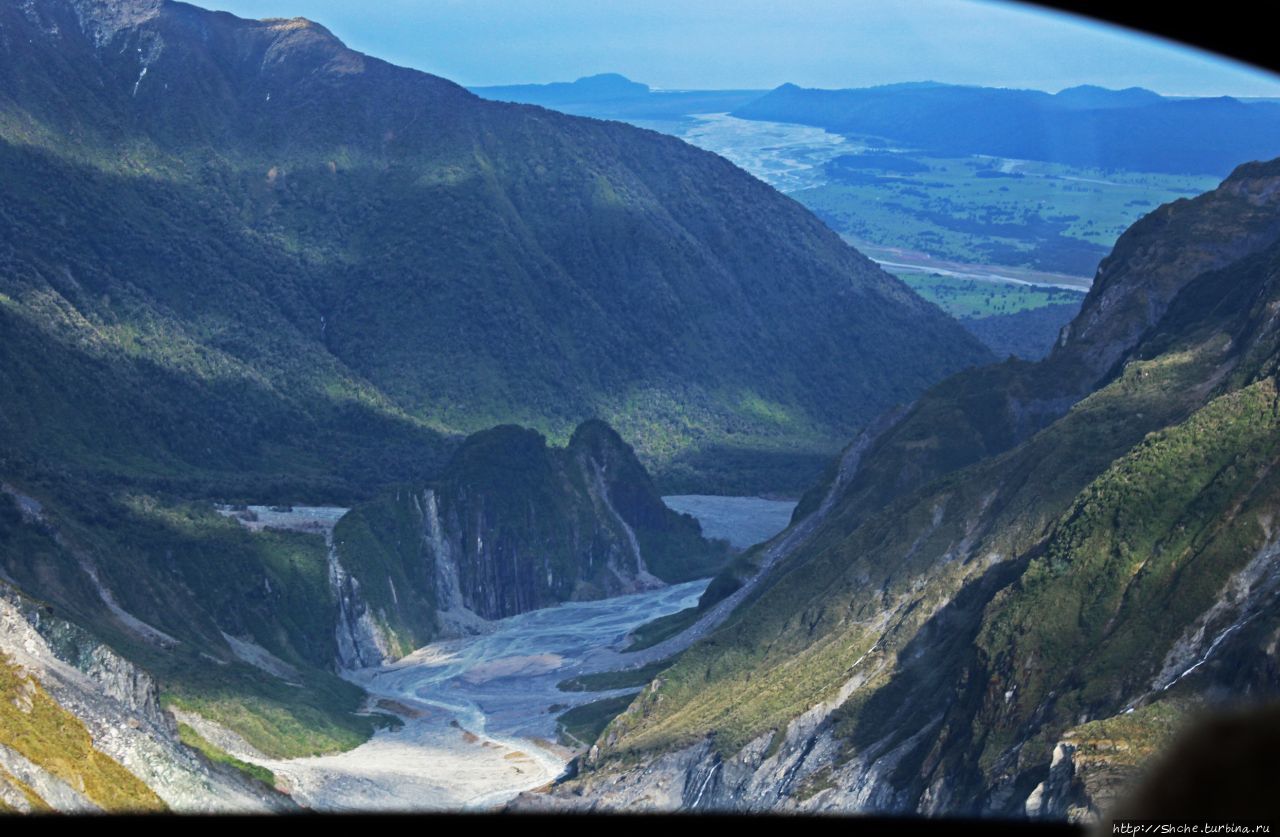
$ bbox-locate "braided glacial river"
[209,495,794,811]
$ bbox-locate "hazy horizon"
[199,0,1280,98]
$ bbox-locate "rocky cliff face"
[0,485,384,770]
[1057,158,1280,382]
[0,582,294,812]
[522,161,1280,821]
[332,420,728,663]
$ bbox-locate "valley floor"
[196,496,794,811]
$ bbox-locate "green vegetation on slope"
[0,655,167,811]
[1062,699,1190,772]
[0,487,378,759]
[0,141,454,505]
[177,723,276,788]
[973,376,1280,773]
[558,660,675,692]
[160,670,376,760]
[0,1,992,499]
[330,490,437,660]
[623,608,701,653]
[596,321,1240,762]
[558,694,641,749]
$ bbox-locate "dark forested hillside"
[0,0,992,793]
[0,0,991,499]
[533,159,1280,821]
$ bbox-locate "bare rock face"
[1057,158,1280,383]
[0,742,101,813]
[1023,743,1097,822]
[329,546,396,671]
[0,583,296,812]
[331,420,729,661]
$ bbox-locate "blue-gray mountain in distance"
[475,72,653,103]
[733,81,1280,176]
[474,74,1280,177]
[470,73,765,121]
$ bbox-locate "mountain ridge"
[731,82,1280,176]
[1,0,993,498]
[330,419,729,664]
[0,0,990,800]
[520,157,1280,820]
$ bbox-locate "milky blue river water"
[252,495,796,810]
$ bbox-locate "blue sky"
[201,0,1280,97]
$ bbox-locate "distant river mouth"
[240,495,796,811]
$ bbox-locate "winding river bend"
[225,495,795,811]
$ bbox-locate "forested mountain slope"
[530,159,1280,821]
[0,0,990,498]
[329,420,729,665]
[0,0,987,799]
